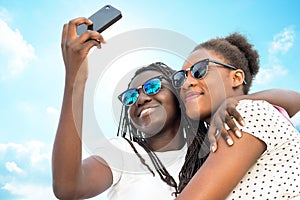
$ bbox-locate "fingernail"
[240,119,246,126]
[235,130,242,138]
[227,138,234,146]
[210,144,216,153]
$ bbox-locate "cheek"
[166,96,180,115]
[206,79,228,108]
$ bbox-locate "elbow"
[52,180,79,200]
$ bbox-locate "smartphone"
[77,5,122,35]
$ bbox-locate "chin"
[186,108,201,120]
[137,120,166,137]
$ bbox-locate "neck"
[204,90,245,125]
[145,123,185,152]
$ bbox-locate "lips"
[184,91,204,103]
[139,108,152,117]
[137,106,156,118]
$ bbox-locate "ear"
[230,69,245,88]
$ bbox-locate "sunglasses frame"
[118,75,165,106]
[172,58,247,88]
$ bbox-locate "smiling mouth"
[185,92,204,102]
[138,108,153,118]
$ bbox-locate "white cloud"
[5,161,24,174]
[255,26,295,85]
[2,182,56,200]
[0,16,36,80]
[268,26,295,55]
[254,64,287,85]
[0,8,11,22]
[0,142,28,154]
[46,106,60,132]
[0,141,51,170]
[46,106,60,125]
[46,106,59,116]
[0,140,107,200]
[0,140,54,199]
[27,141,51,169]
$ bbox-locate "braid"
[123,137,155,176]
[117,62,192,196]
[177,120,210,194]
[137,138,179,192]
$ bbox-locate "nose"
[182,70,198,90]
[135,90,152,106]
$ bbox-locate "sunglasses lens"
[191,61,207,79]
[144,78,161,95]
[119,77,162,106]
[120,89,138,106]
[172,71,186,88]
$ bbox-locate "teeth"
[140,108,151,117]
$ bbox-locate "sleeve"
[92,137,128,185]
[235,100,292,150]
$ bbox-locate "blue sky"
[1,0,300,199]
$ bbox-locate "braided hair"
[117,62,208,196]
[176,32,260,194]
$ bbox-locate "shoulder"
[236,99,274,112]
[236,99,289,125]
[235,99,279,123]
[93,136,146,154]
[235,100,297,149]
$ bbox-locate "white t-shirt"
[227,100,300,199]
[93,137,187,200]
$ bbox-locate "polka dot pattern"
[226,100,300,199]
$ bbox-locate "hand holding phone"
[77,5,122,35]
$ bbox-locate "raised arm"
[235,88,300,117]
[208,88,300,152]
[52,17,112,199]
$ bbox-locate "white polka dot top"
[226,100,300,200]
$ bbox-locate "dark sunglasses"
[171,58,247,88]
[118,76,165,106]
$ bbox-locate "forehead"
[129,71,162,88]
[182,49,215,70]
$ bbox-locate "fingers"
[209,112,241,153]
[209,98,247,153]
[61,23,68,49]
[220,128,233,146]
[62,17,106,59]
[224,114,242,138]
[67,17,93,39]
[226,106,246,127]
[80,39,102,56]
[208,124,234,153]
[79,30,105,47]
[208,125,218,153]
[67,17,105,49]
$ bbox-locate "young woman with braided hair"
[52,17,300,199]
[173,33,300,199]
[52,17,209,199]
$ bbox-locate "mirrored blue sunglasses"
[118,76,165,106]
